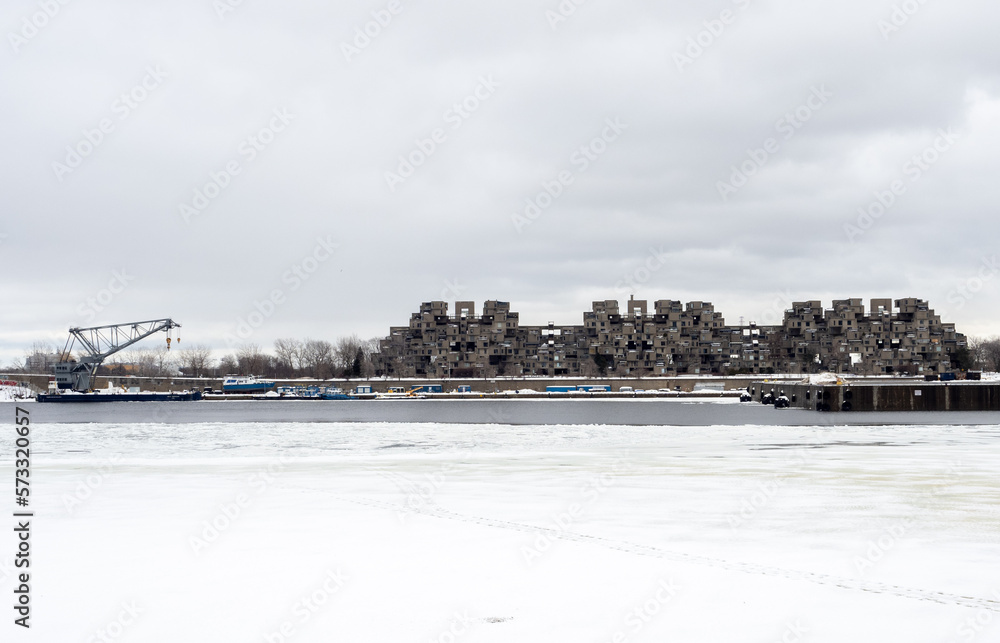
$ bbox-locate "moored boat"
[37,390,202,402]
[222,375,276,393]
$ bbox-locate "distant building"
[376,297,966,377]
[23,351,62,373]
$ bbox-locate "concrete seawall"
[751,380,1000,412]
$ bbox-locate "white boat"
[222,375,276,393]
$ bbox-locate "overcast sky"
[2,0,999,362]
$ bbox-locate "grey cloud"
[2,0,999,362]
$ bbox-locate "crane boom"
[55,318,181,392]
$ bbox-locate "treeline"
[9,335,1000,379]
[210,336,382,379]
[969,336,1000,372]
[7,335,384,380]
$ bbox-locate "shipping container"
[410,384,444,393]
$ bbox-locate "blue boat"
[276,385,328,399]
[222,375,276,393]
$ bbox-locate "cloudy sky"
[2,0,998,362]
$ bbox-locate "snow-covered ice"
[4,421,999,641]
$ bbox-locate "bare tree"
[178,344,214,377]
[114,348,158,377]
[104,353,126,376]
[134,349,156,377]
[302,339,335,379]
[218,354,238,375]
[976,336,1000,372]
[273,338,303,377]
[360,337,380,378]
[334,335,364,375]
[362,337,380,360]
[236,343,266,375]
[153,345,175,376]
[578,357,600,378]
[385,354,404,379]
[968,336,985,369]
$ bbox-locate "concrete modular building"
[377,298,966,378]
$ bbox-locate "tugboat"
[222,375,276,394]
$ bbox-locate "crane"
[54,318,180,392]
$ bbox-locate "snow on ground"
[0,385,33,402]
[3,421,999,641]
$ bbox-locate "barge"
[37,390,203,403]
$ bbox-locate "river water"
[22,397,1000,426]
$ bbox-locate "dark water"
[14,398,1000,426]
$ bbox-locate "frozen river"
[3,409,999,641]
[20,397,1000,426]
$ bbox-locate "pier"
[750,379,1000,412]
